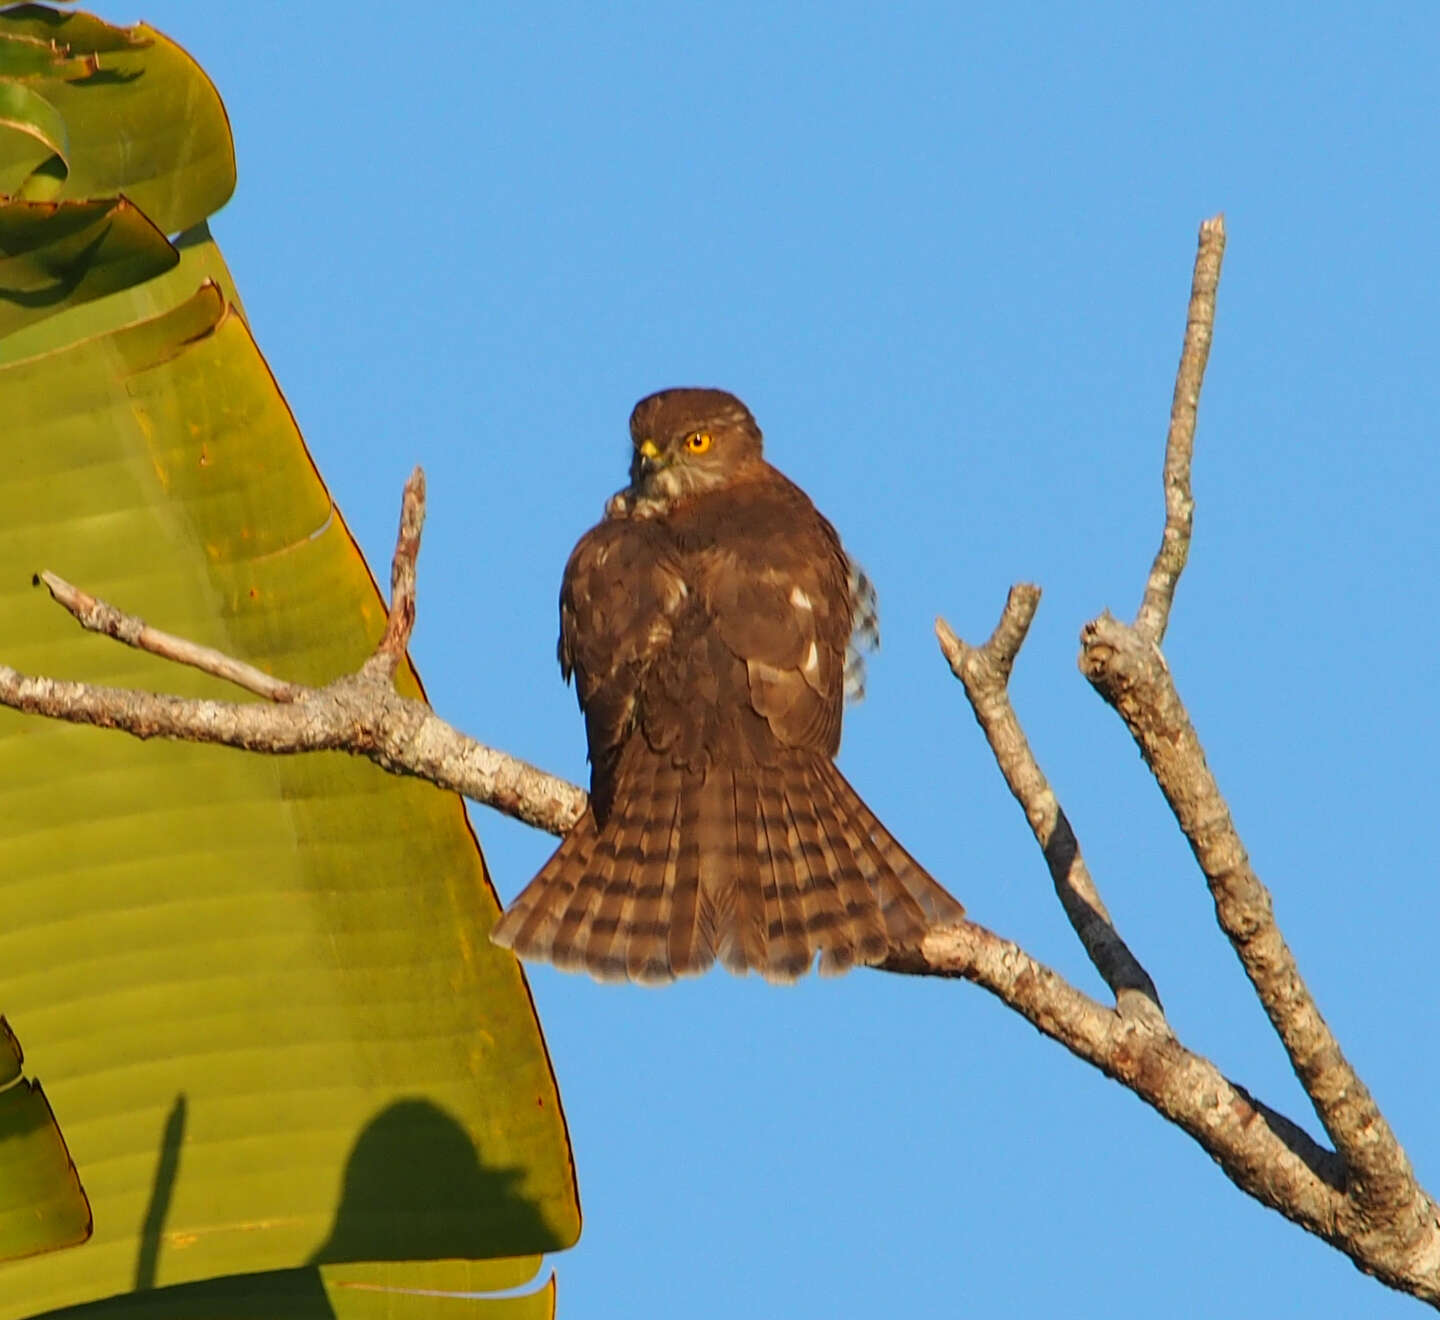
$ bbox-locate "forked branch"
[903,214,1440,1301]
[931,586,1163,1026]
[2,220,1437,1304]
[3,470,585,837]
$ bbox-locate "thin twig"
[36,571,303,703]
[935,586,1163,1024]
[372,466,426,676]
[1134,213,1226,646]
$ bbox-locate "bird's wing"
[690,475,853,758]
[559,515,687,811]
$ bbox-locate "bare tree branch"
[884,922,1349,1237]
[1072,213,1440,1296]
[1135,213,1226,647]
[370,465,425,679]
[5,216,1439,1303]
[934,586,1163,1025]
[17,548,1386,1286]
[7,473,586,838]
[1080,613,1440,1280]
[37,570,303,703]
[0,662,586,836]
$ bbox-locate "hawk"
[491,388,964,982]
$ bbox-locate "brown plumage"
[490,388,964,982]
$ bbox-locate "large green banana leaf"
[0,6,578,1316]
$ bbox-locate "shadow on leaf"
[35,1098,549,1318]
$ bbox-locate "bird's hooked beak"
[631,437,669,486]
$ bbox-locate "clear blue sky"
[99,3,1440,1315]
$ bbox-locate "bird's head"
[624,388,764,509]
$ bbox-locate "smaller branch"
[1134,213,1226,646]
[0,663,587,836]
[936,585,1163,1024]
[1081,614,1438,1267]
[885,921,1347,1241]
[372,466,425,677]
[13,466,589,839]
[36,571,303,703]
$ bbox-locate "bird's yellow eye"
[685,431,712,454]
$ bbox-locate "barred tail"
[490,750,964,984]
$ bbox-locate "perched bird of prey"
[490,388,963,983]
